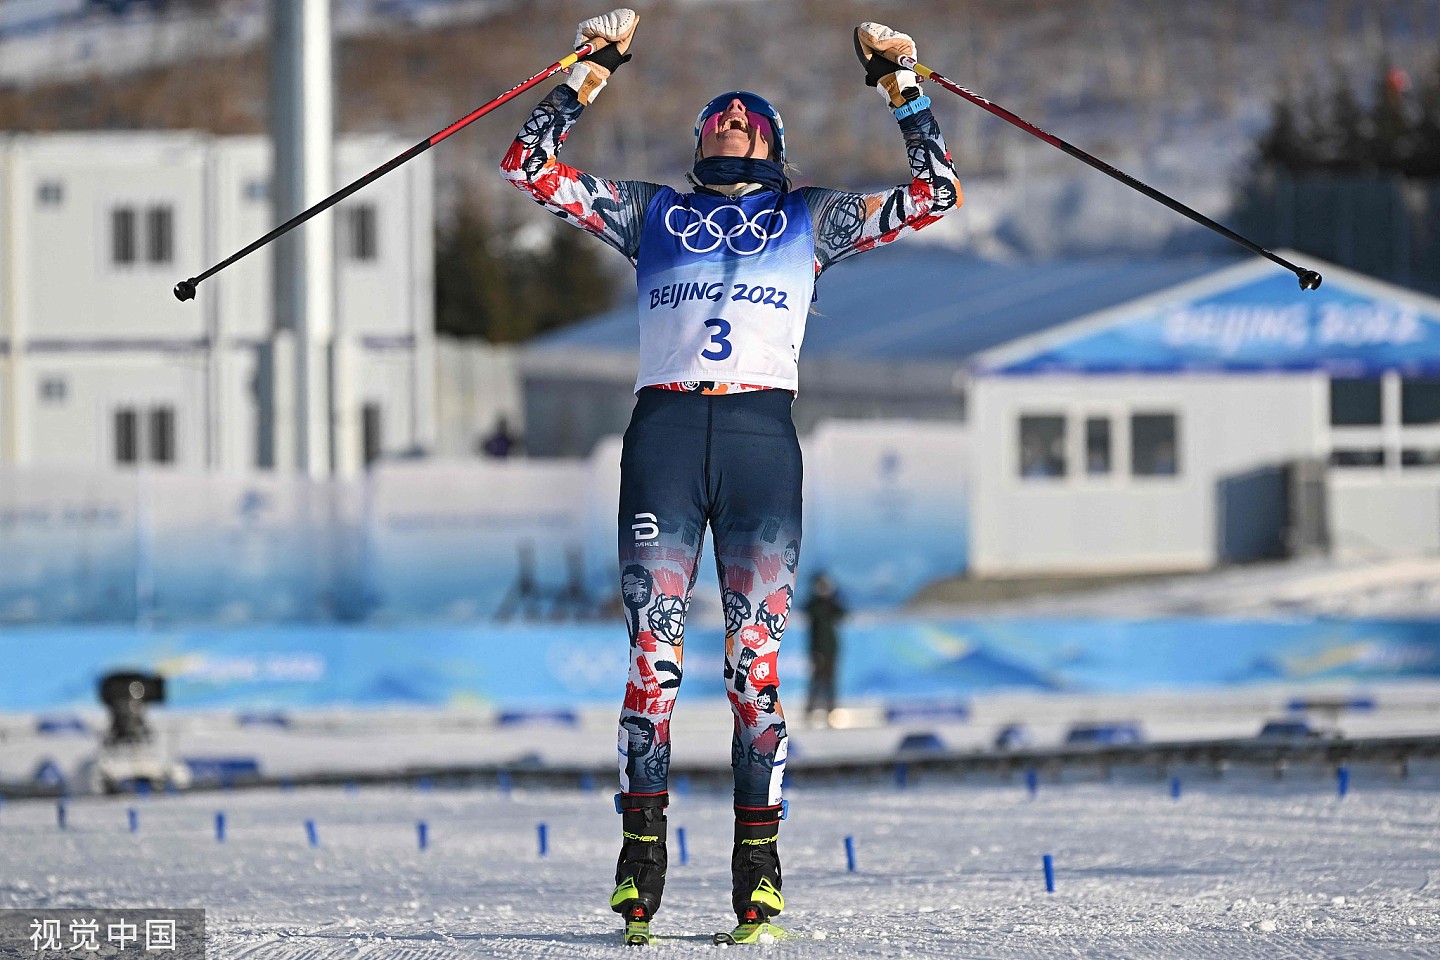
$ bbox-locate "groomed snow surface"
[3,770,1439,958]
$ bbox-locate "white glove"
[566,8,639,106]
[855,22,921,109]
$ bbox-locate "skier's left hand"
[854,22,921,109]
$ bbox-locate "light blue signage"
[989,272,1440,375]
[3,617,1438,712]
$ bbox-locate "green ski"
[712,921,788,945]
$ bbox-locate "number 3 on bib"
[702,318,733,361]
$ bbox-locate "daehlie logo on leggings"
[632,513,659,541]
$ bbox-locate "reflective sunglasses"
[694,91,785,155]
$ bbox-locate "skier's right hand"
[567,8,639,106]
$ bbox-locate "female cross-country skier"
[501,8,961,944]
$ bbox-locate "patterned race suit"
[502,84,960,806]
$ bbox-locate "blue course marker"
[1170,776,1182,800]
[677,827,689,866]
[497,771,513,797]
[844,835,857,873]
[128,809,139,833]
[1043,854,1055,893]
[579,772,596,793]
[418,821,429,851]
[537,823,549,857]
[1337,766,1350,798]
[56,800,66,831]
[135,780,152,798]
[1025,768,1039,799]
[416,777,434,793]
[305,819,319,848]
[215,812,226,843]
[894,763,909,789]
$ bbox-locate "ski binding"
[623,919,656,946]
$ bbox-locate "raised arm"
[805,23,963,275]
[499,9,660,264]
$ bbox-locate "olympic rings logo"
[663,204,788,256]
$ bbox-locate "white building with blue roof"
[966,252,1440,576]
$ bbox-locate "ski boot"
[610,792,668,945]
[714,802,788,944]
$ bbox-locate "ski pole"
[173,41,599,302]
[887,47,1323,291]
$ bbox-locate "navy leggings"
[615,388,802,807]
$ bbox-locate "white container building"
[966,254,1440,576]
[0,131,433,475]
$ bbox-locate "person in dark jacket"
[804,572,846,724]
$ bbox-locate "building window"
[39,377,67,403]
[1331,448,1385,468]
[145,206,174,264]
[362,403,383,466]
[1019,415,1066,478]
[1131,413,1179,477]
[1329,378,1382,426]
[114,405,177,465]
[148,406,176,464]
[344,204,378,262]
[115,409,139,465]
[1085,417,1111,475]
[1401,449,1440,468]
[1401,378,1440,425]
[37,181,64,206]
[112,208,137,265]
[111,204,174,266]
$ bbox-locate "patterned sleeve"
[500,84,662,265]
[802,107,962,276]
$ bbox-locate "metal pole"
[271,0,335,478]
[894,49,1322,289]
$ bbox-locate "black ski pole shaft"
[173,42,596,302]
[896,54,1323,291]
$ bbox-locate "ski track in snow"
[2,778,1439,959]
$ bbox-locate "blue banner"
[839,617,1440,696]
[987,270,1440,375]
[3,617,1438,712]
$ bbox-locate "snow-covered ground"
[2,772,1439,958]
[6,679,1438,959]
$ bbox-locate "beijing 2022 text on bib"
[634,187,815,391]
